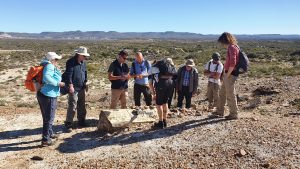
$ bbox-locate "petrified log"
[97,108,157,133]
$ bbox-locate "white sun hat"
[75,46,90,57]
[46,52,62,60]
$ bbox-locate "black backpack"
[154,59,176,76]
[232,46,250,76]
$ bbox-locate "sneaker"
[225,115,238,120]
[41,140,53,147]
[152,121,164,129]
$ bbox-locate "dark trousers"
[167,85,175,108]
[37,92,57,142]
[134,83,152,106]
[66,89,86,123]
[177,86,192,108]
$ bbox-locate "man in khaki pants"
[108,50,130,109]
[204,52,223,110]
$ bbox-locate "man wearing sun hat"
[63,46,89,131]
[176,59,199,109]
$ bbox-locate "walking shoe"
[41,140,53,147]
[152,121,164,129]
[225,115,238,120]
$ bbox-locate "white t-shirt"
[204,59,224,84]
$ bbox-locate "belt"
[160,75,173,79]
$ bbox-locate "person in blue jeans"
[37,52,65,146]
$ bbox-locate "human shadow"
[57,117,228,153]
[0,119,98,152]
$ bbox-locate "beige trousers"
[110,89,128,109]
[216,75,238,116]
[207,82,220,108]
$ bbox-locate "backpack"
[155,59,176,77]
[24,64,48,92]
[208,61,219,72]
[131,60,150,75]
[234,46,249,75]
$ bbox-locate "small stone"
[251,117,258,121]
[239,149,247,156]
[260,163,271,168]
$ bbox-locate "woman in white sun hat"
[37,52,65,146]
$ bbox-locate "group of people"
[36,32,241,146]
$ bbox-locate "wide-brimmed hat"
[46,52,62,60]
[185,59,195,67]
[212,52,221,61]
[166,58,174,66]
[75,46,90,57]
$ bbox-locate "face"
[51,59,59,65]
[135,54,143,63]
[185,65,192,71]
[79,54,87,61]
[119,55,127,63]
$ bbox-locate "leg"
[225,76,238,118]
[110,89,122,109]
[48,97,57,137]
[66,92,78,123]
[207,82,214,108]
[77,89,87,123]
[177,89,184,108]
[142,85,152,106]
[212,83,220,108]
[120,89,128,109]
[134,83,142,106]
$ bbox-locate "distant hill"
[1,31,300,41]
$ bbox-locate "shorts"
[156,79,173,105]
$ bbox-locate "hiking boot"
[64,122,73,132]
[152,121,164,129]
[225,114,238,120]
[41,140,53,147]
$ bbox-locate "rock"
[195,110,202,116]
[31,156,43,161]
[265,97,273,104]
[282,102,289,107]
[252,86,280,96]
[237,94,249,102]
[239,149,247,156]
[245,98,261,109]
[251,117,258,121]
[97,109,158,133]
[260,163,271,168]
[191,104,197,110]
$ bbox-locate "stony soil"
[0,67,300,169]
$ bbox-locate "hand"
[126,74,131,80]
[59,82,65,87]
[152,94,156,100]
[69,86,75,94]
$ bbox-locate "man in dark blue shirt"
[108,49,130,109]
[63,46,89,130]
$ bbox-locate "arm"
[226,45,238,77]
[43,64,59,86]
[193,70,199,94]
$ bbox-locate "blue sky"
[0,0,299,34]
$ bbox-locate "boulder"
[97,108,158,133]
